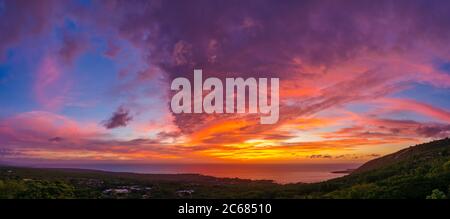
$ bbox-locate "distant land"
[4,162,357,184]
[331,169,356,174]
[1,138,450,199]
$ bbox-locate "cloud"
[48,136,64,142]
[380,98,450,123]
[416,124,450,138]
[0,111,204,162]
[0,148,22,158]
[102,106,133,129]
[59,32,89,64]
[33,55,72,110]
[323,116,450,140]
[1,0,450,163]
[310,154,332,159]
[0,0,60,60]
[86,0,450,143]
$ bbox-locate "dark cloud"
[334,154,381,159]
[0,148,21,157]
[0,0,60,60]
[102,106,133,129]
[310,154,332,159]
[157,131,181,139]
[325,118,450,140]
[101,0,450,80]
[59,32,89,64]
[416,124,450,138]
[48,137,64,142]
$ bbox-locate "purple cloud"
[102,106,133,129]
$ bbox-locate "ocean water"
[38,163,362,184]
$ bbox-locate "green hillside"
[1,138,449,199]
[308,137,450,199]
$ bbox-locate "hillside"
[354,138,450,174]
[311,138,450,199]
[1,138,450,199]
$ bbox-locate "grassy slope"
[1,138,450,199]
[304,138,450,198]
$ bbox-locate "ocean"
[33,163,362,184]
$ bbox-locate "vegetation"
[1,138,449,199]
[426,189,447,199]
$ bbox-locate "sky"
[0,0,450,165]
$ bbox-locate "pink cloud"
[34,55,72,110]
[379,98,450,123]
[0,111,103,142]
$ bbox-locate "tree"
[17,180,75,199]
[443,160,450,172]
[0,180,26,199]
[426,189,447,199]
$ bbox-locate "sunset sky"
[1,0,450,165]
